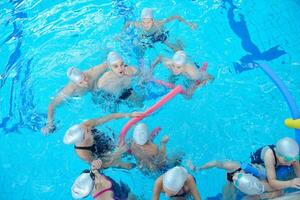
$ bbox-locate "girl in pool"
[118,8,197,53]
[64,112,142,170]
[152,166,201,200]
[151,50,213,98]
[71,160,136,200]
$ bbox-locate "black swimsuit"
[251,145,278,166]
[226,168,242,183]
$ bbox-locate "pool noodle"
[119,86,184,145]
[259,62,300,144]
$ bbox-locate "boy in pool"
[151,50,213,98]
[188,160,282,199]
[93,51,144,111]
[42,52,143,134]
[129,123,181,173]
[63,112,143,170]
[42,62,108,134]
[118,8,197,53]
[152,166,201,200]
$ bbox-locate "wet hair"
[91,129,115,158]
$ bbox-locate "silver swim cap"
[172,51,187,66]
[67,67,84,84]
[276,137,299,161]
[133,123,149,145]
[233,173,265,195]
[63,124,85,145]
[163,166,188,193]
[107,51,123,66]
[71,171,94,199]
[141,8,153,19]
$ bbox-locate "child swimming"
[63,112,142,170]
[152,166,201,200]
[118,8,197,53]
[92,51,144,111]
[71,160,136,200]
[188,160,282,199]
[151,50,213,98]
[42,63,108,134]
[129,123,182,174]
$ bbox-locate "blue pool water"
[1,0,300,199]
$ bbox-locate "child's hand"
[160,135,169,144]
[129,112,144,118]
[91,159,103,170]
[41,123,56,135]
[187,160,197,171]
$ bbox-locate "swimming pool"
[1,0,300,199]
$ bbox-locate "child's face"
[172,64,184,75]
[110,60,126,77]
[164,187,179,197]
[142,18,154,30]
[277,155,296,166]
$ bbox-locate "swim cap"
[107,51,123,66]
[133,123,149,145]
[67,67,84,84]
[276,137,299,160]
[63,124,85,145]
[141,8,153,19]
[163,166,188,193]
[172,51,187,66]
[71,170,94,199]
[233,173,265,195]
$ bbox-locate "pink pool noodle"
[119,86,184,145]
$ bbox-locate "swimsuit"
[250,145,278,167]
[93,175,130,200]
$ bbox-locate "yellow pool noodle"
[284,118,300,129]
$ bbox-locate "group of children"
[42,7,300,200]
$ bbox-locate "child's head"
[163,166,188,196]
[107,51,126,76]
[141,8,154,30]
[171,51,187,75]
[276,137,300,166]
[71,170,95,198]
[67,67,89,88]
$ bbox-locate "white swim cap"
[63,124,85,145]
[141,8,153,19]
[133,123,149,145]
[107,51,123,66]
[233,173,265,195]
[276,137,299,160]
[163,166,188,193]
[67,67,84,84]
[71,171,94,199]
[172,51,187,66]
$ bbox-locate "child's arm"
[159,135,169,156]
[264,150,300,189]
[42,84,76,134]
[83,112,142,129]
[116,21,140,40]
[292,161,300,178]
[161,15,197,29]
[189,160,240,172]
[151,55,172,72]
[187,175,202,200]
[86,63,108,78]
[152,177,163,200]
